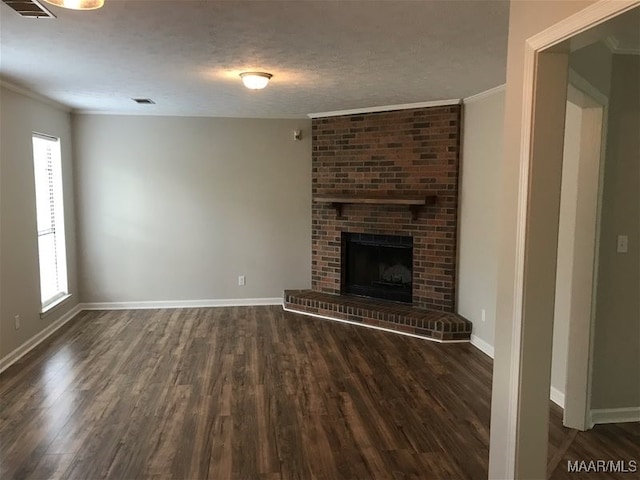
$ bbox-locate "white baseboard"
[469,335,566,409]
[589,406,640,427]
[550,387,565,408]
[0,304,82,374]
[80,298,283,310]
[470,334,495,358]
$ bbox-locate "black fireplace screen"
[341,233,413,303]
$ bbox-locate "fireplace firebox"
[341,233,413,304]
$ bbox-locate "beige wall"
[591,54,640,410]
[0,85,79,360]
[490,1,597,478]
[570,41,613,98]
[73,114,311,303]
[458,88,505,353]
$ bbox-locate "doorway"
[551,79,606,431]
[489,2,640,478]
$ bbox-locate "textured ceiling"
[0,0,510,118]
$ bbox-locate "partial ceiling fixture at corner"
[42,0,104,10]
[240,72,272,90]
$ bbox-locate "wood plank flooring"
[0,306,637,479]
[547,419,639,479]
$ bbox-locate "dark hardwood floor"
[0,306,637,479]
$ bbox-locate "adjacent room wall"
[73,114,311,304]
[0,85,79,361]
[569,41,613,98]
[458,87,505,354]
[590,54,640,411]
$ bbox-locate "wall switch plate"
[14,315,20,330]
[617,235,628,253]
[481,309,486,322]
[238,275,246,286]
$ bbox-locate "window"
[32,134,68,310]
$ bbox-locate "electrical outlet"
[14,315,20,330]
[238,275,246,286]
[617,235,628,253]
[481,309,486,323]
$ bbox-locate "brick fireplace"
[284,104,472,341]
[312,105,461,312]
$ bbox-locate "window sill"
[40,293,73,319]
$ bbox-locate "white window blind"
[32,134,68,308]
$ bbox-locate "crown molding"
[72,109,307,119]
[463,84,506,104]
[0,79,71,112]
[604,34,640,55]
[308,99,461,119]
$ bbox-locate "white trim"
[609,47,640,55]
[80,298,283,310]
[585,91,610,432]
[32,131,61,142]
[463,84,506,104]
[0,304,82,374]
[40,293,72,318]
[526,1,640,51]
[501,37,536,480]
[550,387,565,409]
[468,334,567,409]
[603,35,619,53]
[0,79,71,112]
[73,110,306,120]
[497,2,640,478]
[568,69,609,107]
[283,305,469,344]
[307,99,461,119]
[589,407,640,426]
[604,35,640,55]
[563,72,609,431]
[470,335,495,358]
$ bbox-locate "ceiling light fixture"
[240,72,273,90]
[41,0,104,10]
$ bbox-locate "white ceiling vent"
[2,0,56,18]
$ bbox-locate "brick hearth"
[284,290,472,341]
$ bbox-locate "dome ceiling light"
[42,0,105,10]
[240,72,273,90]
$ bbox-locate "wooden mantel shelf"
[314,194,437,220]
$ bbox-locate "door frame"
[501,0,638,477]
[561,73,608,431]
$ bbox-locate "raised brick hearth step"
[283,290,471,342]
